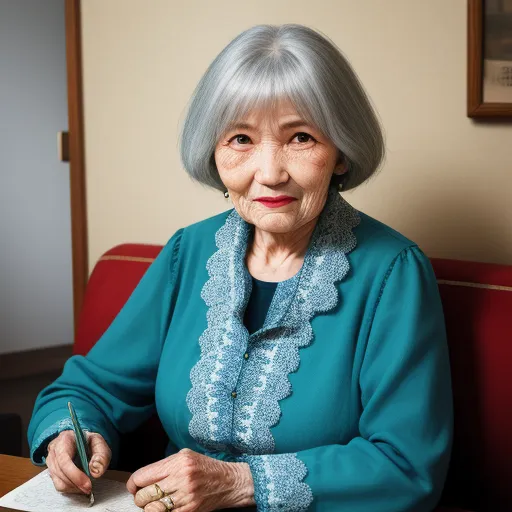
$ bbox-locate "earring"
[338,182,343,192]
[223,190,229,198]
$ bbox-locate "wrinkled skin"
[46,430,111,494]
[126,448,254,511]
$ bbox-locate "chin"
[252,214,297,234]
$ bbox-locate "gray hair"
[179,24,385,192]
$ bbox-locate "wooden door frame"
[65,0,88,336]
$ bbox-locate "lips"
[254,196,297,208]
[254,195,296,202]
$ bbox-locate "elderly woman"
[28,23,453,512]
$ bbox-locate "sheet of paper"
[0,469,140,512]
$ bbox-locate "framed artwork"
[468,0,512,117]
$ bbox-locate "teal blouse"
[27,187,453,512]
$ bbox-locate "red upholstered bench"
[75,244,512,511]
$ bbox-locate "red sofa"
[74,243,512,511]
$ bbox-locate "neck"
[248,214,320,271]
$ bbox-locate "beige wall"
[81,0,512,271]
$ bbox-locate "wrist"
[221,461,255,508]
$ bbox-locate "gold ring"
[159,494,175,510]
[153,483,165,500]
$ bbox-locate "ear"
[333,162,348,176]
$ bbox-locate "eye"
[228,134,252,145]
[293,132,317,144]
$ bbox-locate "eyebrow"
[227,119,312,132]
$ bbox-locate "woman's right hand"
[46,430,112,494]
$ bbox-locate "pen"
[67,401,95,506]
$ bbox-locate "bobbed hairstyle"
[179,24,385,192]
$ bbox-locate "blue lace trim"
[186,186,360,506]
[186,210,254,453]
[238,453,313,511]
[31,416,105,464]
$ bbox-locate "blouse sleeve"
[27,228,184,466]
[235,246,454,512]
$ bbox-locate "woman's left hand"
[126,448,255,511]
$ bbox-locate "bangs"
[212,56,324,142]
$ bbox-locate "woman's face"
[214,99,345,234]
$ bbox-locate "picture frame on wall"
[468,0,512,117]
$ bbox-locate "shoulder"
[165,208,233,245]
[163,208,234,266]
[354,210,417,254]
[352,209,421,259]
[348,209,433,283]
[347,211,441,328]
[181,208,233,239]
[179,208,233,250]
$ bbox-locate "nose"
[253,146,289,187]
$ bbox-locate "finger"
[48,472,83,494]
[134,481,171,508]
[87,432,112,478]
[46,443,83,492]
[47,452,82,493]
[127,459,172,494]
[54,431,92,493]
[144,501,167,512]
[158,490,191,511]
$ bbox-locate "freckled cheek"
[287,150,332,184]
[307,148,332,169]
[215,150,254,191]
[288,146,331,167]
[215,149,252,172]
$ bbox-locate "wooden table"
[0,454,130,511]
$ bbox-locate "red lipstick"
[254,195,297,208]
